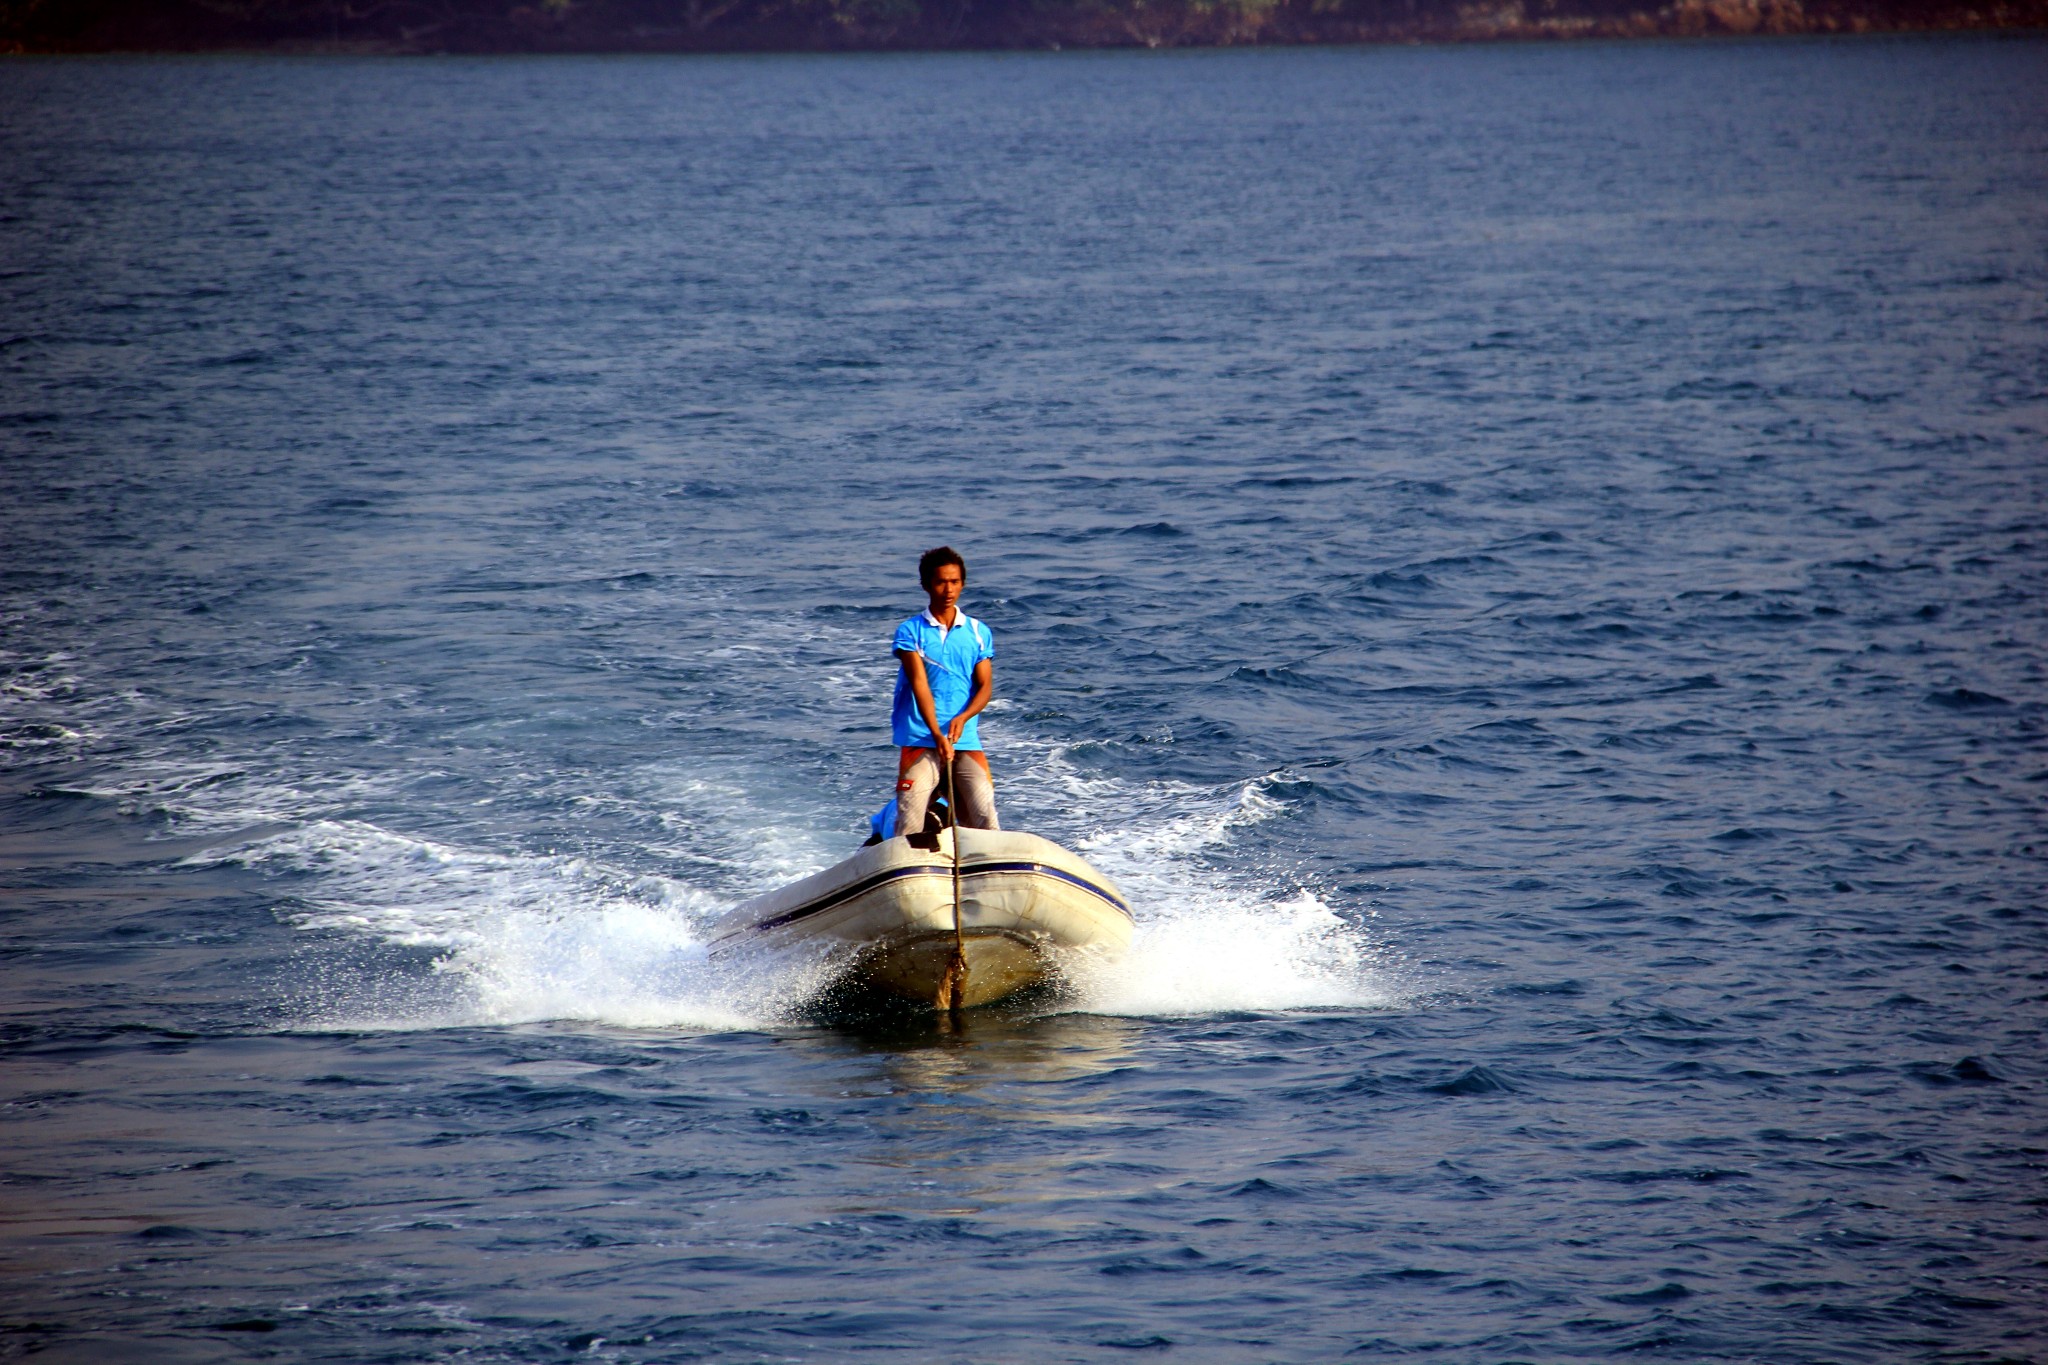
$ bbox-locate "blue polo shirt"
[891,608,995,750]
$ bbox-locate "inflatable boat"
[707,828,1133,1011]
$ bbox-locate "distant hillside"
[4,0,2042,53]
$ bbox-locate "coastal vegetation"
[4,0,2041,52]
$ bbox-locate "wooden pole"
[939,755,968,1012]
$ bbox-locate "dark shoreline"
[6,0,2043,55]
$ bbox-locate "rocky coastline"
[4,0,2042,58]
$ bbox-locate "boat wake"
[198,757,1402,1029]
[19,662,1405,1030]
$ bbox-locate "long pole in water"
[941,756,967,1012]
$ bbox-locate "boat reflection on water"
[779,1009,1149,1223]
[809,1004,1141,1093]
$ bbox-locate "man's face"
[927,564,964,616]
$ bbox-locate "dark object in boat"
[862,794,949,847]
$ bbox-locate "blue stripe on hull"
[748,858,1131,935]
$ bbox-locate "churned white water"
[168,750,1399,1029]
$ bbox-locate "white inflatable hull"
[708,829,1133,1010]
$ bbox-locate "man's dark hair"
[919,546,966,590]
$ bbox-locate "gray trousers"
[894,750,999,836]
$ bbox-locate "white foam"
[1068,890,1396,1016]
[198,818,842,1032]
[0,652,102,755]
[411,901,845,1033]
[1010,751,1404,1016]
[1078,794,1398,1016]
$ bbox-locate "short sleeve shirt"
[891,608,995,750]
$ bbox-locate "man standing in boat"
[891,546,999,837]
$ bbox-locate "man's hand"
[935,715,966,766]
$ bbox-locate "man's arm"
[945,658,994,746]
[896,648,953,764]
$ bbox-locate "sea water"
[1,38,2043,1362]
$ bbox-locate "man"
[890,545,998,838]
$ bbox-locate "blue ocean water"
[2,37,2045,1362]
